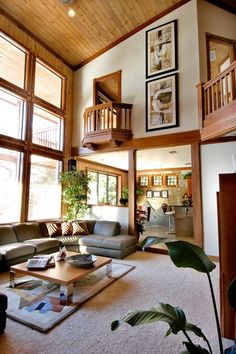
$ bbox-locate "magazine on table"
[26,255,55,269]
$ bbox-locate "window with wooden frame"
[87,171,118,206]
[139,175,149,187]
[166,174,178,187]
[0,33,65,223]
[152,174,163,187]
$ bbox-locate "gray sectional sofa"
[0,220,137,271]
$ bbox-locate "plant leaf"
[139,236,171,250]
[111,303,186,335]
[228,278,236,312]
[185,323,212,354]
[185,322,208,342]
[165,241,216,273]
[183,342,210,354]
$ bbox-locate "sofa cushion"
[55,235,81,246]
[79,234,136,251]
[46,222,62,237]
[13,223,42,242]
[0,243,36,261]
[61,222,73,236]
[0,226,18,245]
[24,238,60,253]
[93,221,121,236]
[83,220,96,234]
[72,221,89,236]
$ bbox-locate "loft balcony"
[82,102,133,149]
[197,61,236,141]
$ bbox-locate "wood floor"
[140,223,194,251]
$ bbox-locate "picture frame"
[161,190,169,198]
[146,73,178,132]
[152,175,163,187]
[146,20,177,78]
[139,175,149,187]
[153,190,161,198]
[146,190,153,198]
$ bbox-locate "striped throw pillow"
[61,222,73,236]
[72,221,89,236]
[46,222,62,237]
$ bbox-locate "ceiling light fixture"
[60,0,76,17]
[68,8,76,17]
[169,150,177,154]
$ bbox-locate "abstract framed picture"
[153,190,161,198]
[146,20,177,78]
[146,73,178,132]
[146,190,153,198]
[161,190,169,198]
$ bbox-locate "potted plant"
[182,171,192,198]
[119,185,143,206]
[59,169,91,220]
[112,237,236,354]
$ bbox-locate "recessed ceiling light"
[68,8,76,17]
[169,150,177,154]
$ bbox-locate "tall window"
[0,33,65,223]
[28,155,62,220]
[0,148,23,223]
[88,171,118,205]
[0,89,25,139]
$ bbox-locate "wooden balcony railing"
[197,61,236,140]
[82,102,133,149]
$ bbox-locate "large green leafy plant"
[60,169,91,220]
[112,238,236,354]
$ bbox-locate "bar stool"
[165,210,175,234]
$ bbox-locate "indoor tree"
[60,169,91,220]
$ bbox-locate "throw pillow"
[46,222,62,237]
[61,222,73,236]
[72,221,89,236]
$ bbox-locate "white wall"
[73,0,200,146]
[201,141,236,256]
[86,206,129,234]
[197,0,236,82]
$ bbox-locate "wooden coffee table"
[9,252,112,305]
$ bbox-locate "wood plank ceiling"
[0,0,235,70]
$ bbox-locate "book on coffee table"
[26,255,55,269]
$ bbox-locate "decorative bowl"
[66,254,96,268]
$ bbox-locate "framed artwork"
[146,73,178,132]
[152,175,163,187]
[139,175,149,187]
[161,190,169,198]
[153,190,161,198]
[146,190,153,198]
[166,174,178,187]
[146,20,177,78]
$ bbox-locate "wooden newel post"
[196,82,205,130]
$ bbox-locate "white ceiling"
[79,145,192,171]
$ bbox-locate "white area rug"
[0,262,134,332]
[0,251,234,354]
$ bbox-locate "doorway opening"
[136,145,193,251]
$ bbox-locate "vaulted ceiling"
[1,0,235,70]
